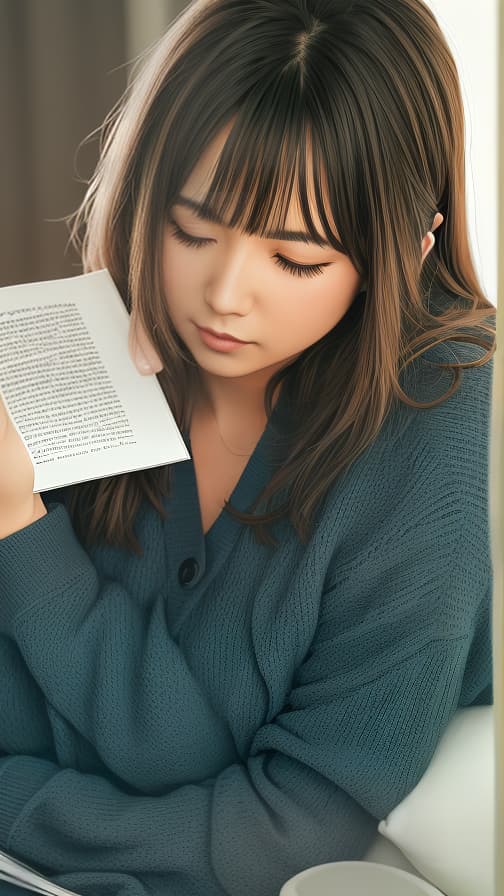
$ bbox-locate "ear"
[421,212,444,264]
[421,231,435,264]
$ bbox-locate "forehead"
[179,120,340,241]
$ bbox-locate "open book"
[0,269,190,494]
[0,848,80,895]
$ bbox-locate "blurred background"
[0,0,187,286]
[0,0,498,303]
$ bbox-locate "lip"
[197,325,249,344]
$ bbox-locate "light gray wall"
[426,0,498,304]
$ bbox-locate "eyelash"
[168,221,330,279]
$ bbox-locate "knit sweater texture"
[0,330,494,896]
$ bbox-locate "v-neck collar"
[164,383,293,591]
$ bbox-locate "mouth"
[196,325,250,344]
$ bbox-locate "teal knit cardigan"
[0,341,494,896]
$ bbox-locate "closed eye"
[167,219,332,279]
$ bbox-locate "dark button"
[178,557,199,586]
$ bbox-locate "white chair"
[280,705,494,896]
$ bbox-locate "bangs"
[190,89,349,253]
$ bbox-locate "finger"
[0,392,9,437]
[128,313,164,375]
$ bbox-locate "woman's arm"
[0,635,54,759]
[0,499,236,792]
[0,620,489,896]
[0,630,116,779]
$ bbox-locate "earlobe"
[421,230,435,264]
[422,212,444,263]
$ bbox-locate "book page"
[0,269,190,493]
[0,848,80,895]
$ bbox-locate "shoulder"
[401,291,496,438]
[397,335,494,495]
[403,336,494,418]
[319,336,494,606]
[349,334,494,502]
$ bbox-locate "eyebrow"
[173,194,342,250]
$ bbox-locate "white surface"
[279,861,445,896]
[379,706,493,896]
[363,832,426,877]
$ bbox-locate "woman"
[0,1,496,894]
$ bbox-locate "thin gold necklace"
[208,404,259,458]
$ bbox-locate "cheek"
[273,274,360,344]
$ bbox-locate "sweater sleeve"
[0,500,243,791]
[0,635,55,759]
[0,613,489,896]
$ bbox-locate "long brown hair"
[65,0,496,556]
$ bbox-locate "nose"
[204,240,254,316]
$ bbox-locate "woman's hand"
[0,393,46,538]
[128,311,164,376]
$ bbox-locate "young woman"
[0,1,496,894]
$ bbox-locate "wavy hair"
[65,0,496,555]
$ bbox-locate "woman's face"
[161,126,364,395]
